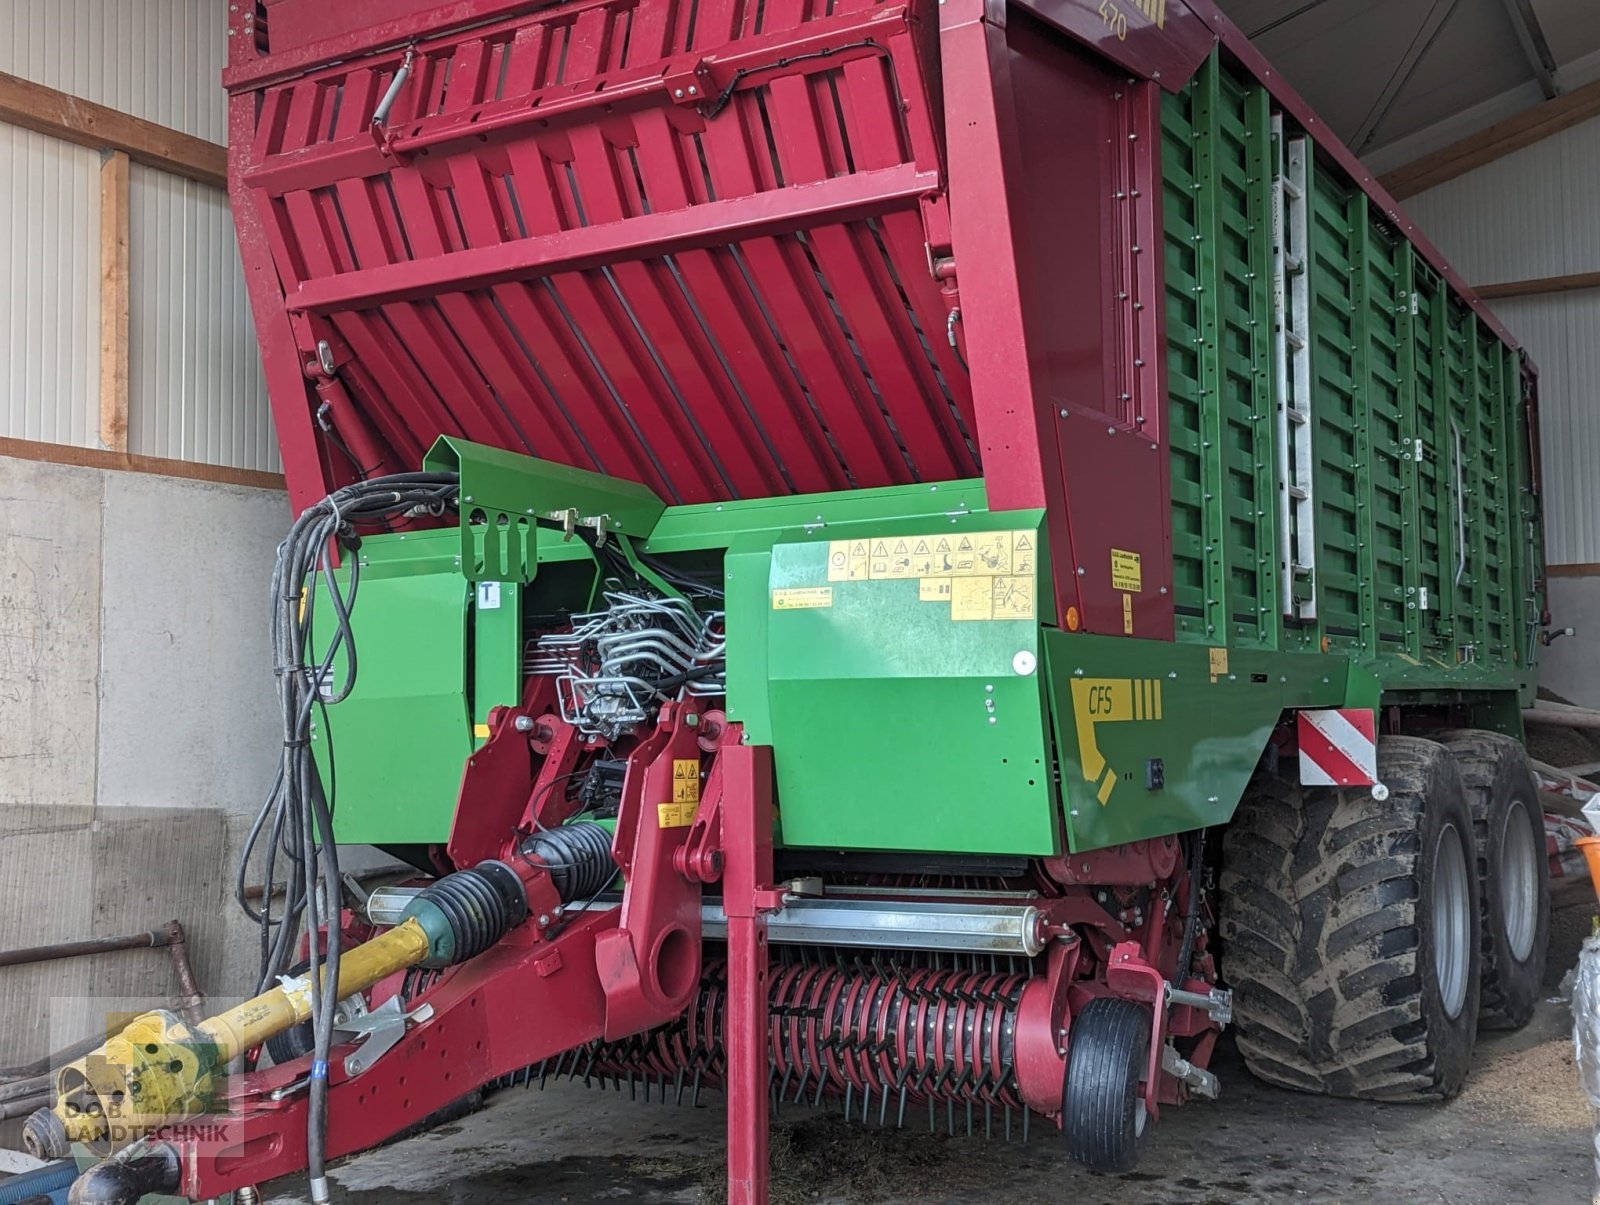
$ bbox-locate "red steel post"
[718,743,777,1205]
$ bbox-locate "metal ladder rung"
[1272,117,1317,623]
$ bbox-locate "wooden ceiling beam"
[0,71,227,188]
[1475,270,1600,301]
[1380,74,1600,199]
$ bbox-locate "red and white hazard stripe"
[1297,709,1379,789]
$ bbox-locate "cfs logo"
[1068,678,1163,806]
[1084,683,1120,715]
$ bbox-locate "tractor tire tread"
[1220,737,1478,1101]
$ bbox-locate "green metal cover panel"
[313,529,528,845]
[1042,631,1358,851]
[1162,53,1277,651]
[1161,51,1539,702]
[758,514,1055,855]
[311,531,471,844]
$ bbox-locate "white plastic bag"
[1571,934,1600,1202]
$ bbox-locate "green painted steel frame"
[1160,51,1541,707]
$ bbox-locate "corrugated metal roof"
[1219,0,1600,157]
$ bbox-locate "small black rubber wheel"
[22,1105,70,1158]
[1440,730,1549,1029]
[1063,997,1151,1173]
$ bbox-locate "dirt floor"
[262,885,1600,1205]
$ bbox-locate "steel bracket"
[338,998,435,1078]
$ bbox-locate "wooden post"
[99,150,131,454]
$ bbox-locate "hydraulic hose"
[1174,828,1207,988]
[234,471,460,1203]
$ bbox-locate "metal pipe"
[372,48,415,127]
[0,928,172,970]
[163,920,207,1025]
[1525,707,1600,731]
[0,1091,50,1120]
[366,888,1048,956]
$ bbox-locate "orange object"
[1577,836,1600,901]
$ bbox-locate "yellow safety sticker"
[672,759,701,804]
[1111,548,1142,592]
[828,531,1037,583]
[657,802,699,828]
[826,539,872,582]
[473,722,492,739]
[1209,647,1229,681]
[950,577,994,621]
[1122,593,1133,635]
[919,578,952,602]
[772,586,834,610]
[991,575,1034,619]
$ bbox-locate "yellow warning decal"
[828,531,1037,582]
[951,577,994,621]
[772,586,834,610]
[473,722,491,739]
[1068,677,1164,807]
[1208,647,1229,681]
[992,575,1034,619]
[1110,548,1142,593]
[672,759,701,805]
[1122,593,1134,635]
[657,802,698,828]
[948,575,1036,621]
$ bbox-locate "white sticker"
[477,581,502,610]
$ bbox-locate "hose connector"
[67,1141,180,1205]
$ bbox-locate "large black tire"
[1439,730,1549,1030]
[1062,997,1151,1173]
[1220,736,1481,1100]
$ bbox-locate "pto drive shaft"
[28,861,526,1162]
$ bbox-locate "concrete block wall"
[0,454,288,1068]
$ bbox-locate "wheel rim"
[1433,821,1472,1020]
[1500,799,1539,962]
[1133,1097,1148,1138]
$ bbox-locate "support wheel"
[1220,736,1481,1100]
[1063,998,1151,1173]
[1440,730,1549,1029]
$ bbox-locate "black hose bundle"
[235,471,458,1203]
[1174,828,1208,988]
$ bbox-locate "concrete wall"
[0,454,288,1068]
